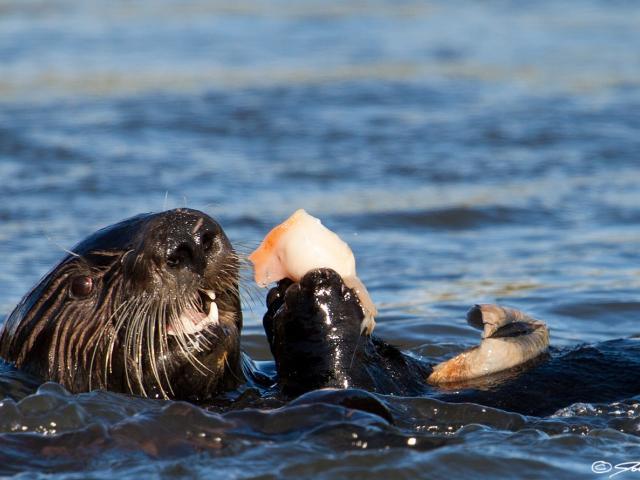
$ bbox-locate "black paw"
[261,268,366,396]
[263,278,293,346]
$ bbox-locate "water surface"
[1,0,640,478]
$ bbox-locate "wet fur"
[2,211,639,418]
[265,269,640,416]
[0,210,243,401]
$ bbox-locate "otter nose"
[163,211,222,275]
[166,239,206,273]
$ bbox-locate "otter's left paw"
[263,278,293,347]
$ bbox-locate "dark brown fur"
[0,209,244,401]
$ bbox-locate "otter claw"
[266,279,293,310]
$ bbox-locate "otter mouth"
[167,289,219,336]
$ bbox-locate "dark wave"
[337,205,562,231]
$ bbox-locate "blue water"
[1,0,640,478]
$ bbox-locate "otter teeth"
[199,289,216,315]
[201,290,218,325]
[168,290,219,336]
[206,298,219,325]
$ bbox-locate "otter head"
[0,209,243,401]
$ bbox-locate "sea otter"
[1,209,639,415]
[0,209,244,401]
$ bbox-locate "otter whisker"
[120,294,149,396]
[158,300,174,397]
[130,295,154,397]
[238,280,262,314]
[87,300,125,390]
[167,301,197,375]
[86,276,126,389]
[106,294,140,385]
[119,248,135,265]
[223,353,244,384]
[233,242,261,257]
[168,294,213,377]
[147,300,164,398]
[119,300,136,395]
[45,235,82,259]
[89,294,135,391]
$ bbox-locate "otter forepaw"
[261,268,369,396]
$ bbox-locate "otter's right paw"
[261,268,368,396]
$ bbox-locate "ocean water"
[1,0,640,478]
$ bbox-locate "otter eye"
[70,275,94,299]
